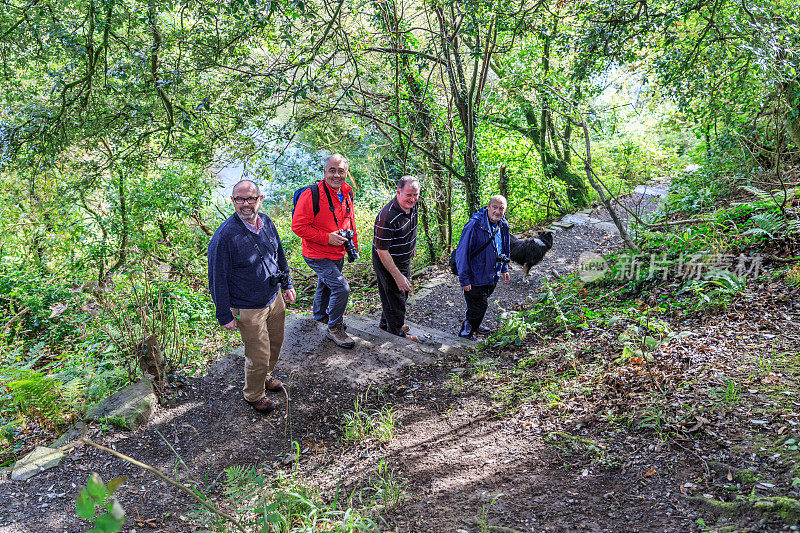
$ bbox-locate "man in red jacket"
[291,154,359,348]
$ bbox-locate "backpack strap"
[311,183,320,217]
[469,238,493,260]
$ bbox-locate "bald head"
[232,179,260,197]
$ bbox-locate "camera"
[497,254,510,264]
[271,271,290,287]
[338,229,360,263]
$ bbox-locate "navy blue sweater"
[207,213,293,326]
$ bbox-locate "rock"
[551,220,575,229]
[85,379,157,430]
[12,446,64,481]
[50,421,87,448]
[634,185,670,198]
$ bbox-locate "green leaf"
[106,476,127,495]
[643,336,659,348]
[76,489,96,520]
[87,473,107,501]
[92,511,125,533]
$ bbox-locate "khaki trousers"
[231,293,286,402]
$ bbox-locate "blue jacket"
[207,213,293,326]
[455,207,510,288]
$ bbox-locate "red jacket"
[291,180,358,260]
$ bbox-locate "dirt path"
[1,182,748,532]
[406,183,667,334]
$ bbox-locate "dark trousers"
[460,283,496,336]
[303,256,348,326]
[372,253,409,336]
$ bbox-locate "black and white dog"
[509,231,553,276]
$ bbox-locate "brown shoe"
[326,322,355,349]
[402,324,410,332]
[265,377,283,391]
[246,396,275,413]
[404,333,419,342]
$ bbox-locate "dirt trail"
[1,183,710,532]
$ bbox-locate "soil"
[1,181,798,533]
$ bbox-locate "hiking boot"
[476,325,492,335]
[265,377,283,391]
[326,322,355,349]
[246,396,275,413]
[316,315,346,330]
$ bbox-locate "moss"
[99,416,129,430]
[683,495,745,516]
[753,497,800,525]
[684,494,800,526]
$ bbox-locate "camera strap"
[488,222,501,257]
[468,236,493,261]
[240,217,281,281]
[321,181,352,231]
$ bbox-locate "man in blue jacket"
[454,195,511,339]
[208,180,297,413]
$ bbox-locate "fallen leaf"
[727,469,733,482]
[49,302,68,318]
[644,466,656,477]
[778,425,788,435]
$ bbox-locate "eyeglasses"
[233,196,260,205]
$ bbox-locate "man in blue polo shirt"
[208,180,296,413]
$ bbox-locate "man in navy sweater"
[208,180,296,413]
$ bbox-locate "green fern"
[741,185,799,208]
[744,211,785,238]
[223,464,265,502]
[742,185,777,205]
[2,369,63,424]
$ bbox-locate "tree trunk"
[577,120,639,252]
[498,165,508,199]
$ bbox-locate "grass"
[364,459,406,511]
[191,465,381,532]
[341,394,397,444]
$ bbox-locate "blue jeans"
[303,256,349,327]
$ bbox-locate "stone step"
[343,313,475,356]
[233,312,475,389]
